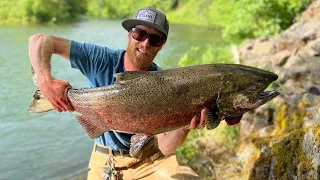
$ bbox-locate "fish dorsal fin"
[114,71,151,83]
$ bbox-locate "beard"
[126,40,157,70]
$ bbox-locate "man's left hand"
[181,109,207,133]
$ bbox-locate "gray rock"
[240,105,275,137]
[271,50,291,66]
[253,41,276,55]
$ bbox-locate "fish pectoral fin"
[75,113,105,139]
[129,134,154,158]
[114,71,150,83]
[28,89,54,113]
[205,107,221,130]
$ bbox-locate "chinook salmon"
[28,64,279,139]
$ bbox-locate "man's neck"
[124,52,149,71]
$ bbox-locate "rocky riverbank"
[232,1,320,179]
[189,1,320,179]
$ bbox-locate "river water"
[0,19,224,179]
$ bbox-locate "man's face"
[126,25,165,70]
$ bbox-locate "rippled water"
[0,19,223,179]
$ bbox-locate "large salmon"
[28,64,279,139]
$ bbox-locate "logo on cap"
[136,10,156,23]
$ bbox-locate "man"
[29,6,207,179]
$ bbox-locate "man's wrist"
[180,127,190,134]
[37,71,53,85]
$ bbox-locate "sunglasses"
[131,28,166,47]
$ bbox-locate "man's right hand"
[38,77,74,112]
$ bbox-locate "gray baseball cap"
[122,7,169,37]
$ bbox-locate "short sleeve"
[150,62,162,71]
[70,41,124,85]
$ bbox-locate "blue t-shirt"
[70,41,160,151]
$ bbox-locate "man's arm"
[28,34,74,112]
[157,109,207,156]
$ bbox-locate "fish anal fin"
[129,134,154,158]
[75,114,105,139]
[205,107,221,130]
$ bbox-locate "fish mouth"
[246,89,280,109]
[233,89,280,110]
[223,90,279,126]
[258,90,279,101]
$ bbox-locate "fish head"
[216,65,279,124]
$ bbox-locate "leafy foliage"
[172,0,312,68]
[175,130,203,164]
[86,0,175,19]
[178,44,232,67]
[222,0,312,43]
[167,0,312,43]
[176,124,240,165]
[0,0,87,24]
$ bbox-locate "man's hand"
[38,76,74,112]
[158,109,208,155]
[181,109,207,133]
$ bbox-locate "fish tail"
[76,114,105,139]
[28,89,54,113]
[28,67,54,113]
